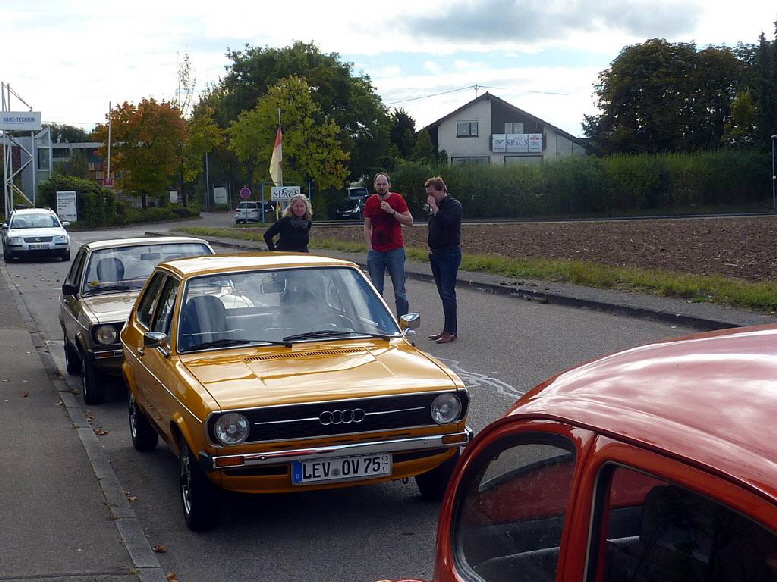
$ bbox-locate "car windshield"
[177,266,400,352]
[82,242,211,295]
[10,214,60,229]
[339,199,359,210]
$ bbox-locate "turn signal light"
[215,456,245,468]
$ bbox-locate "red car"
[381,324,777,582]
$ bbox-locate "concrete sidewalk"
[0,264,166,582]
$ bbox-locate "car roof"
[80,236,212,252]
[11,207,56,215]
[160,252,358,277]
[509,324,777,501]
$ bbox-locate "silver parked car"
[59,236,215,404]
[1,207,71,261]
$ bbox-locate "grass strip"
[179,226,777,313]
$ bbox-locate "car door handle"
[137,347,145,356]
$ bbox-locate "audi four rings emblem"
[319,408,366,425]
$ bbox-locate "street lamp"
[772,135,777,213]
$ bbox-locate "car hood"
[8,227,67,237]
[81,291,139,324]
[182,341,460,409]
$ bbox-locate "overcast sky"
[2,0,775,137]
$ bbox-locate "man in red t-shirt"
[363,173,413,316]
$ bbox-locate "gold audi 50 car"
[121,253,471,530]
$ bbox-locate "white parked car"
[1,207,71,261]
[234,201,260,224]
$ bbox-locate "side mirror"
[61,221,70,228]
[61,283,78,296]
[399,312,421,331]
[1,223,7,230]
[144,331,167,348]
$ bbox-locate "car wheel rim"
[129,397,138,439]
[181,452,193,515]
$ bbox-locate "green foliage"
[210,41,391,182]
[183,106,223,184]
[44,123,90,143]
[227,76,348,190]
[585,39,748,154]
[389,150,770,218]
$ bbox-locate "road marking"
[437,357,525,399]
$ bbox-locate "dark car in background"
[335,196,367,220]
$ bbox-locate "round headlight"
[214,413,249,445]
[95,325,118,345]
[430,393,462,425]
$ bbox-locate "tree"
[210,41,390,181]
[583,39,746,154]
[93,99,187,209]
[226,76,348,190]
[45,123,90,143]
[752,27,777,146]
[412,129,437,164]
[182,106,223,196]
[390,108,417,159]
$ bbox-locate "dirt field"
[312,215,777,283]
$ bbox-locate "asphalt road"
[4,216,703,582]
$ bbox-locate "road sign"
[104,177,114,187]
[240,186,251,199]
[271,186,301,201]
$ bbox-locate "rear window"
[238,202,258,209]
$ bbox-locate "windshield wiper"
[282,330,395,342]
[185,338,254,351]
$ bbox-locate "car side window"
[136,272,167,329]
[452,435,576,581]
[594,465,777,582]
[65,249,88,288]
[151,278,180,335]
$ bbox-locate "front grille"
[208,392,469,444]
[23,236,53,243]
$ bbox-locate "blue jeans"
[429,247,461,335]
[367,248,409,317]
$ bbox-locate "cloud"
[403,0,702,45]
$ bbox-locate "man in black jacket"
[425,176,463,344]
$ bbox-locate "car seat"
[95,257,125,282]
[178,295,228,350]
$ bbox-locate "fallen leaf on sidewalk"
[166,573,179,581]
[153,545,167,553]
[20,392,29,398]
[93,428,109,436]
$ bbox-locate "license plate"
[29,244,47,250]
[292,454,392,485]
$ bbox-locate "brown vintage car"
[59,236,214,404]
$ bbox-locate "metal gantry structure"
[1,82,38,218]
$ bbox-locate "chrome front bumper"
[199,428,473,471]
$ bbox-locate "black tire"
[81,357,105,405]
[128,392,158,452]
[179,439,220,530]
[415,449,460,502]
[62,250,71,262]
[63,333,81,376]
[3,247,12,262]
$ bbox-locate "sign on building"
[56,190,77,222]
[0,111,42,131]
[271,186,301,201]
[491,133,543,154]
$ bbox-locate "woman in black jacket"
[263,194,313,252]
